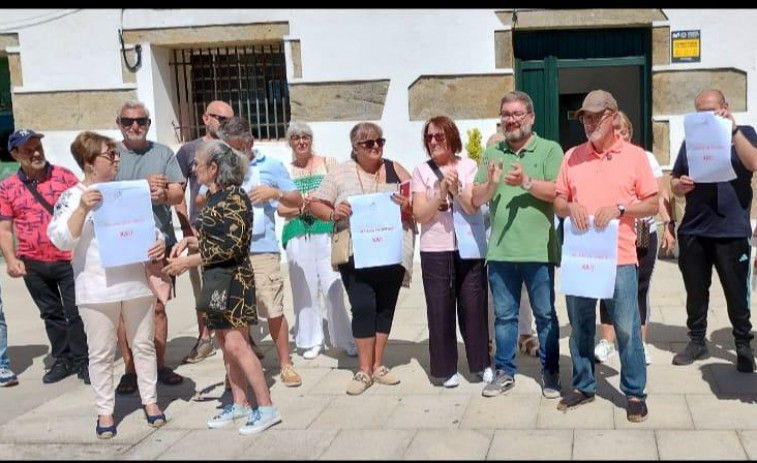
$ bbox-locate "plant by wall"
[465,128,483,163]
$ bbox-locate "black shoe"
[627,398,649,423]
[77,364,91,385]
[736,346,756,373]
[672,341,708,366]
[43,359,73,384]
[556,389,595,412]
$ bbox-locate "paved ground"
[1,257,757,460]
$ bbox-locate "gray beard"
[505,126,532,143]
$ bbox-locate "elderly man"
[175,100,234,365]
[0,129,89,384]
[554,90,658,422]
[113,101,187,394]
[472,90,564,399]
[671,89,757,372]
[217,116,305,387]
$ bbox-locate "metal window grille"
[170,43,290,143]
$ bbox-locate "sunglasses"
[118,117,150,127]
[207,113,229,123]
[97,149,120,162]
[356,138,386,149]
[424,133,446,143]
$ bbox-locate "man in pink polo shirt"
[554,90,658,423]
[0,129,89,384]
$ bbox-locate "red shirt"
[556,134,658,266]
[0,163,78,262]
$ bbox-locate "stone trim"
[496,9,667,29]
[652,26,670,67]
[122,22,289,47]
[289,80,390,121]
[8,54,22,88]
[12,89,137,131]
[652,68,747,115]
[652,120,670,166]
[290,40,302,79]
[0,33,19,50]
[409,74,514,121]
[494,30,513,69]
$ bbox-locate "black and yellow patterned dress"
[197,185,256,330]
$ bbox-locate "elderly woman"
[594,111,675,366]
[411,116,491,388]
[47,131,167,439]
[278,122,356,360]
[163,140,281,435]
[310,122,415,395]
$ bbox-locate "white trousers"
[286,234,354,350]
[79,296,157,415]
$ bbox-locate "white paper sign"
[348,192,402,269]
[90,180,155,268]
[453,207,487,259]
[684,111,736,183]
[242,164,266,235]
[560,217,619,299]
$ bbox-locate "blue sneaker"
[207,403,252,429]
[0,367,18,387]
[238,406,282,435]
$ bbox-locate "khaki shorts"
[250,252,284,319]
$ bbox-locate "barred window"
[170,44,290,142]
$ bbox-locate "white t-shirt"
[644,151,663,231]
[47,183,157,305]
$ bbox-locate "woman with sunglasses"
[411,116,491,388]
[278,122,356,360]
[310,122,415,395]
[47,132,167,439]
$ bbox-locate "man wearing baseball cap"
[0,129,89,384]
[554,90,659,422]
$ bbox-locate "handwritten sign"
[348,192,402,269]
[560,217,618,299]
[453,206,487,259]
[90,180,156,268]
[684,111,736,183]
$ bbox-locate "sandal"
[518,335,540,358]
[116,372,138,395]
[157,367,184,386]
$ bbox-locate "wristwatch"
[522,175,534,191]
[617,204,626,217]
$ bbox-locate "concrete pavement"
[1,258,757,460]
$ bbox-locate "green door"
[515,56,559,142]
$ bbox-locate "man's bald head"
[203,101,235,139]
[695,89,727,112]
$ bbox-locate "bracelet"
[329,210,335,222]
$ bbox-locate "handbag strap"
[23,182,55,215]
[426,159,453,201]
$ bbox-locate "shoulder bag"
[196,265,235,314]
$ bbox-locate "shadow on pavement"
[7,344,48,374]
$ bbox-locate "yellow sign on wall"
[671,30,700,63]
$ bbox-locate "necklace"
[355,161,380,194]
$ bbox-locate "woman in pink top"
[411,116,491,388]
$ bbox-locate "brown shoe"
[372,365,400,385]
[280,364,302,387]
[346,371,373,395]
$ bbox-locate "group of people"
[0,84,754,438]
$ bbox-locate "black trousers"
[677,234,753,347]
[338,257,404,339]
[420,251,490,378]
[22,259,88,366]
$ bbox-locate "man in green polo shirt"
[472,90,564,399]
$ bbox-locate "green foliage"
[465,128,483,163]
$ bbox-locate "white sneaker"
[442,373,460,388]
[643,343,653,365]
[594,339,617,363]
[302,345,322,360]
[476,366,494,384]
[207,403,252,429]
[345,343,358,357]
[238,406,282,435]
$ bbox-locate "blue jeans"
[0,285,8,369]
[488,261,559,377]
[566,265,646,399]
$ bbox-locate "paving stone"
[403,429,492,460]
[487,430,573,460]
[573,429,658,460]
[318,429,415,460]
[656,430,747,460]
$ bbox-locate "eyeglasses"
[579,111,613,126]
[424,133,446,143]
[118,117,150,127]
[207,113,229,123]
[356,138,386,149]
[290,134,312,142]
[97,149,120,162]
[500,111,529,121]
